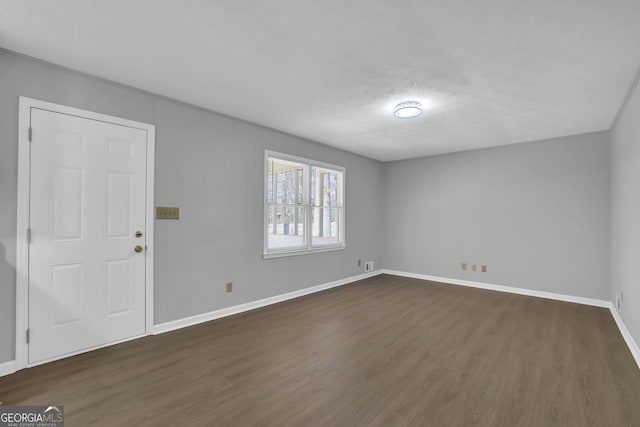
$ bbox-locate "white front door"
[28,107,149,364]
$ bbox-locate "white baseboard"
[0,270,382,378]
[382,269,640,370]
[608,305,640,370]
[382,269,611,308]
[6,269,637,376]
[153,270,382,335]
[0,360,17,378]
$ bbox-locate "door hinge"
[28,126,32,142]
[26,329,30,344]
[27,228,31,244]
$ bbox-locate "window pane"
[265,152,344,256]
[311,166,341,207]
[267,205,306,250]
[312,207,340,246]
[267,157,304,205]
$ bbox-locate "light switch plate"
[156,207,180,220]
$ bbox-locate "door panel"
[50,263,83,327]
[28,108,148,364]
[105,259,132,316]
[52,167,85,241]
[106,172,133,239]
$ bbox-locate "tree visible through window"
[265,151,345,257]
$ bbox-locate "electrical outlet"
[357,259,362,267]
[481,265,487,273]
[365,261,374,272]
[461,263,467,271]
[472,264,477,272]
[226,282,233,293]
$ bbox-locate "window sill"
[263,245,346,259]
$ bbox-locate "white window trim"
[263,150,346,259]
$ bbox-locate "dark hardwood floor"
[1,274,639,426]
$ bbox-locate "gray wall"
[382,132,611,300]
[611,76,640,348]
[0,50,383,363]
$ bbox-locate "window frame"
[263,150,346,259]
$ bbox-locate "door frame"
[16,96,156,369]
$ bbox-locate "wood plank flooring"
[1,274,639,426]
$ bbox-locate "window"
[264,151,345,257]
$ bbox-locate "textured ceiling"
[1,0,640,161]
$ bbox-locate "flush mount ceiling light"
[394,101,422,119]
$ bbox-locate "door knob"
[134,245,143,253]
